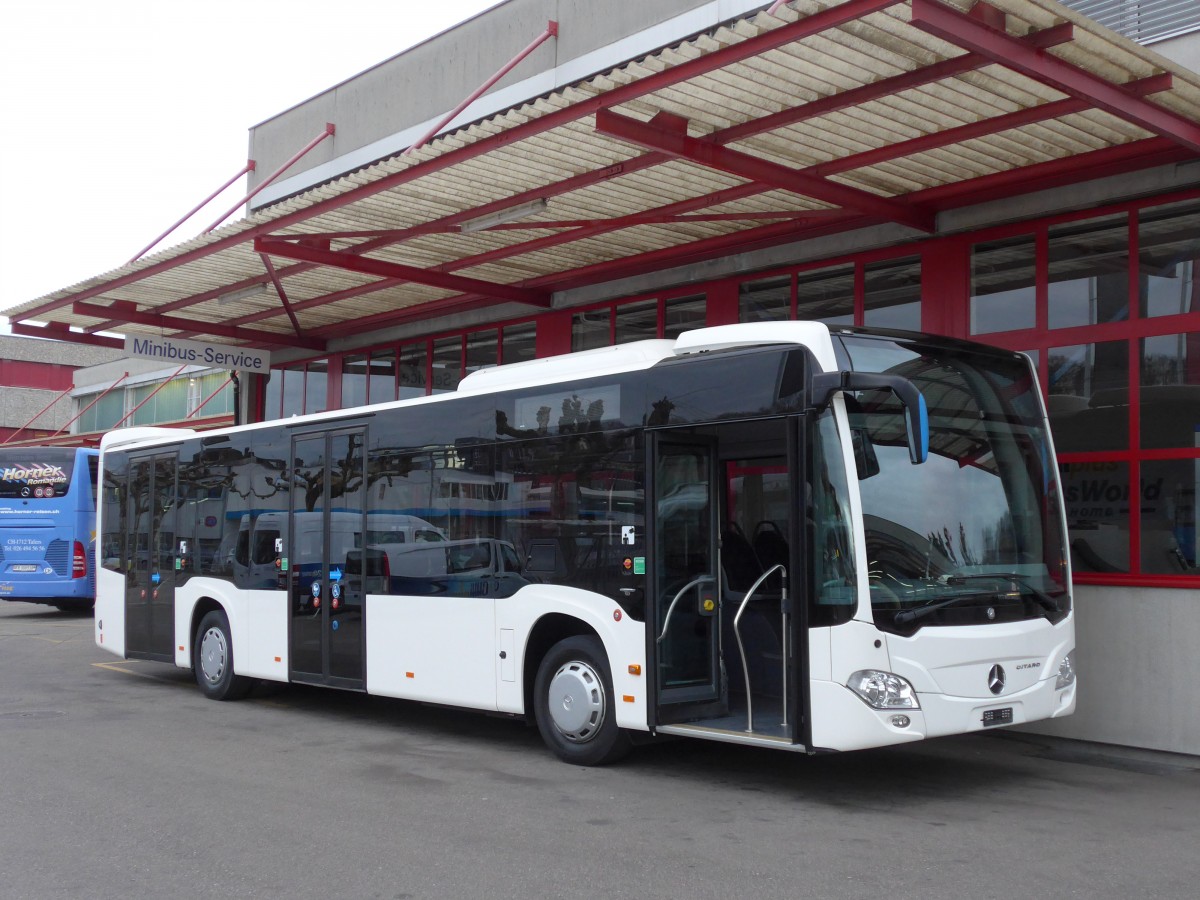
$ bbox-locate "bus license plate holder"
[11,564,39,573]
[982,707,1013,727]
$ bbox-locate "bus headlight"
[847,670,920,709]
[1055,650,1076,690]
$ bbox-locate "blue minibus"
[0,447,98,610]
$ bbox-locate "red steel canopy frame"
[10,0,1200,351]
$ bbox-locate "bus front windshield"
[837,335,1069,634]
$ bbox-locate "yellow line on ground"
[91,660,173,682]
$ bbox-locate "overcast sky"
[0,0,500,325]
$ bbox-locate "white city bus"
[95,322,1075,764]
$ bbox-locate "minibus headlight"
[847,670,919,709]
[1055,650,1076,690]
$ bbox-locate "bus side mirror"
[811,371,929,465]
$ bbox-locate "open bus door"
[649,420,800,745]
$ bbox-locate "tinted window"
[0,448,79,497]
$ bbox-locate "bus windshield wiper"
[893,575,1062,625]
[893,590,997,625]
[940,573,1062,615]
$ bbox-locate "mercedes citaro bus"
[94,322,1075,764]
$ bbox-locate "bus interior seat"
[752,520,788,571]
[721,524,762,592]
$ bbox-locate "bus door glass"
[125,453,177,661]
[651,434,721,712]
[288,428,366,689]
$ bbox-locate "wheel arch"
[188,596,227,669]
[522,612,601,723]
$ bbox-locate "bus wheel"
[534,636,630,766]
[194,610,253,701]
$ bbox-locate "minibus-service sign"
[124,336,270,375]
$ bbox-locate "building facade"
[0,336,123,445]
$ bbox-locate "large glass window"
[1060,461,1131,574]
[663,295,706,339]
[614,300,658,345]
[1047,341,1128,453]
[303,361,327,415]
[281,367,305,418]
[431,337,462,394]
[739,276,790,322]
[797,265,854,324]
[368,350,398,405]
[971,235,1036,334]
[961,198,1200,586]
[1141,332,1200,450]
[863,256,921,330]
[398,343,428,400]
[465,331,498,377]
[1140,458,1198,575]
[501,323,536,365]
[572,309,609,351]
[1139,202,1200,318]
[341,354,369,409]
[1047,214,1129,329]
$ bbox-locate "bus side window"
[88,455,100,503]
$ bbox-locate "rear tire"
[534,635,630,766]
[194,610,253,700]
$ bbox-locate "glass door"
[651,434,722,715]
[288,429,367,689]
[125,453,177,661]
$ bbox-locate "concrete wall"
[1020,585,1200,756]
[1150,29,1200,72]
[0,336,123,432]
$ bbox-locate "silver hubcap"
[199,626,228,685]
[547,660,606,743]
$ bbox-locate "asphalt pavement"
[1,600,1197,900]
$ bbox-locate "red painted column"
[921,236,970,338]
[705,278,740,327]
[536,310,574,358]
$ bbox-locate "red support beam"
[15,0,901,325]
[595,108,936,232]
[9,322,124,350]
[71,301,327,352]
[259,252,305,337]
[405,20,559,154]
[202,124,336,234]
[0,384,74,445]
[109,365,189,430]
[202,18,1075,332]
[909,0,1200,153]
[128,159,257,264]
[254,238,553,307]
[52,372,130,439]
[809,72,1174,178]
[186,377,234,420]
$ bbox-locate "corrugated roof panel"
[9,0,1200,350]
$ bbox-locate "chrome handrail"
[656,575,716,643]
[733,564,787,734]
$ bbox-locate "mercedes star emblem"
[988,664,1006,695]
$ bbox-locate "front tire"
[194,610,253,700]
[534,635,630,766]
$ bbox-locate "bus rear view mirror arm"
[810,371,929,465]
